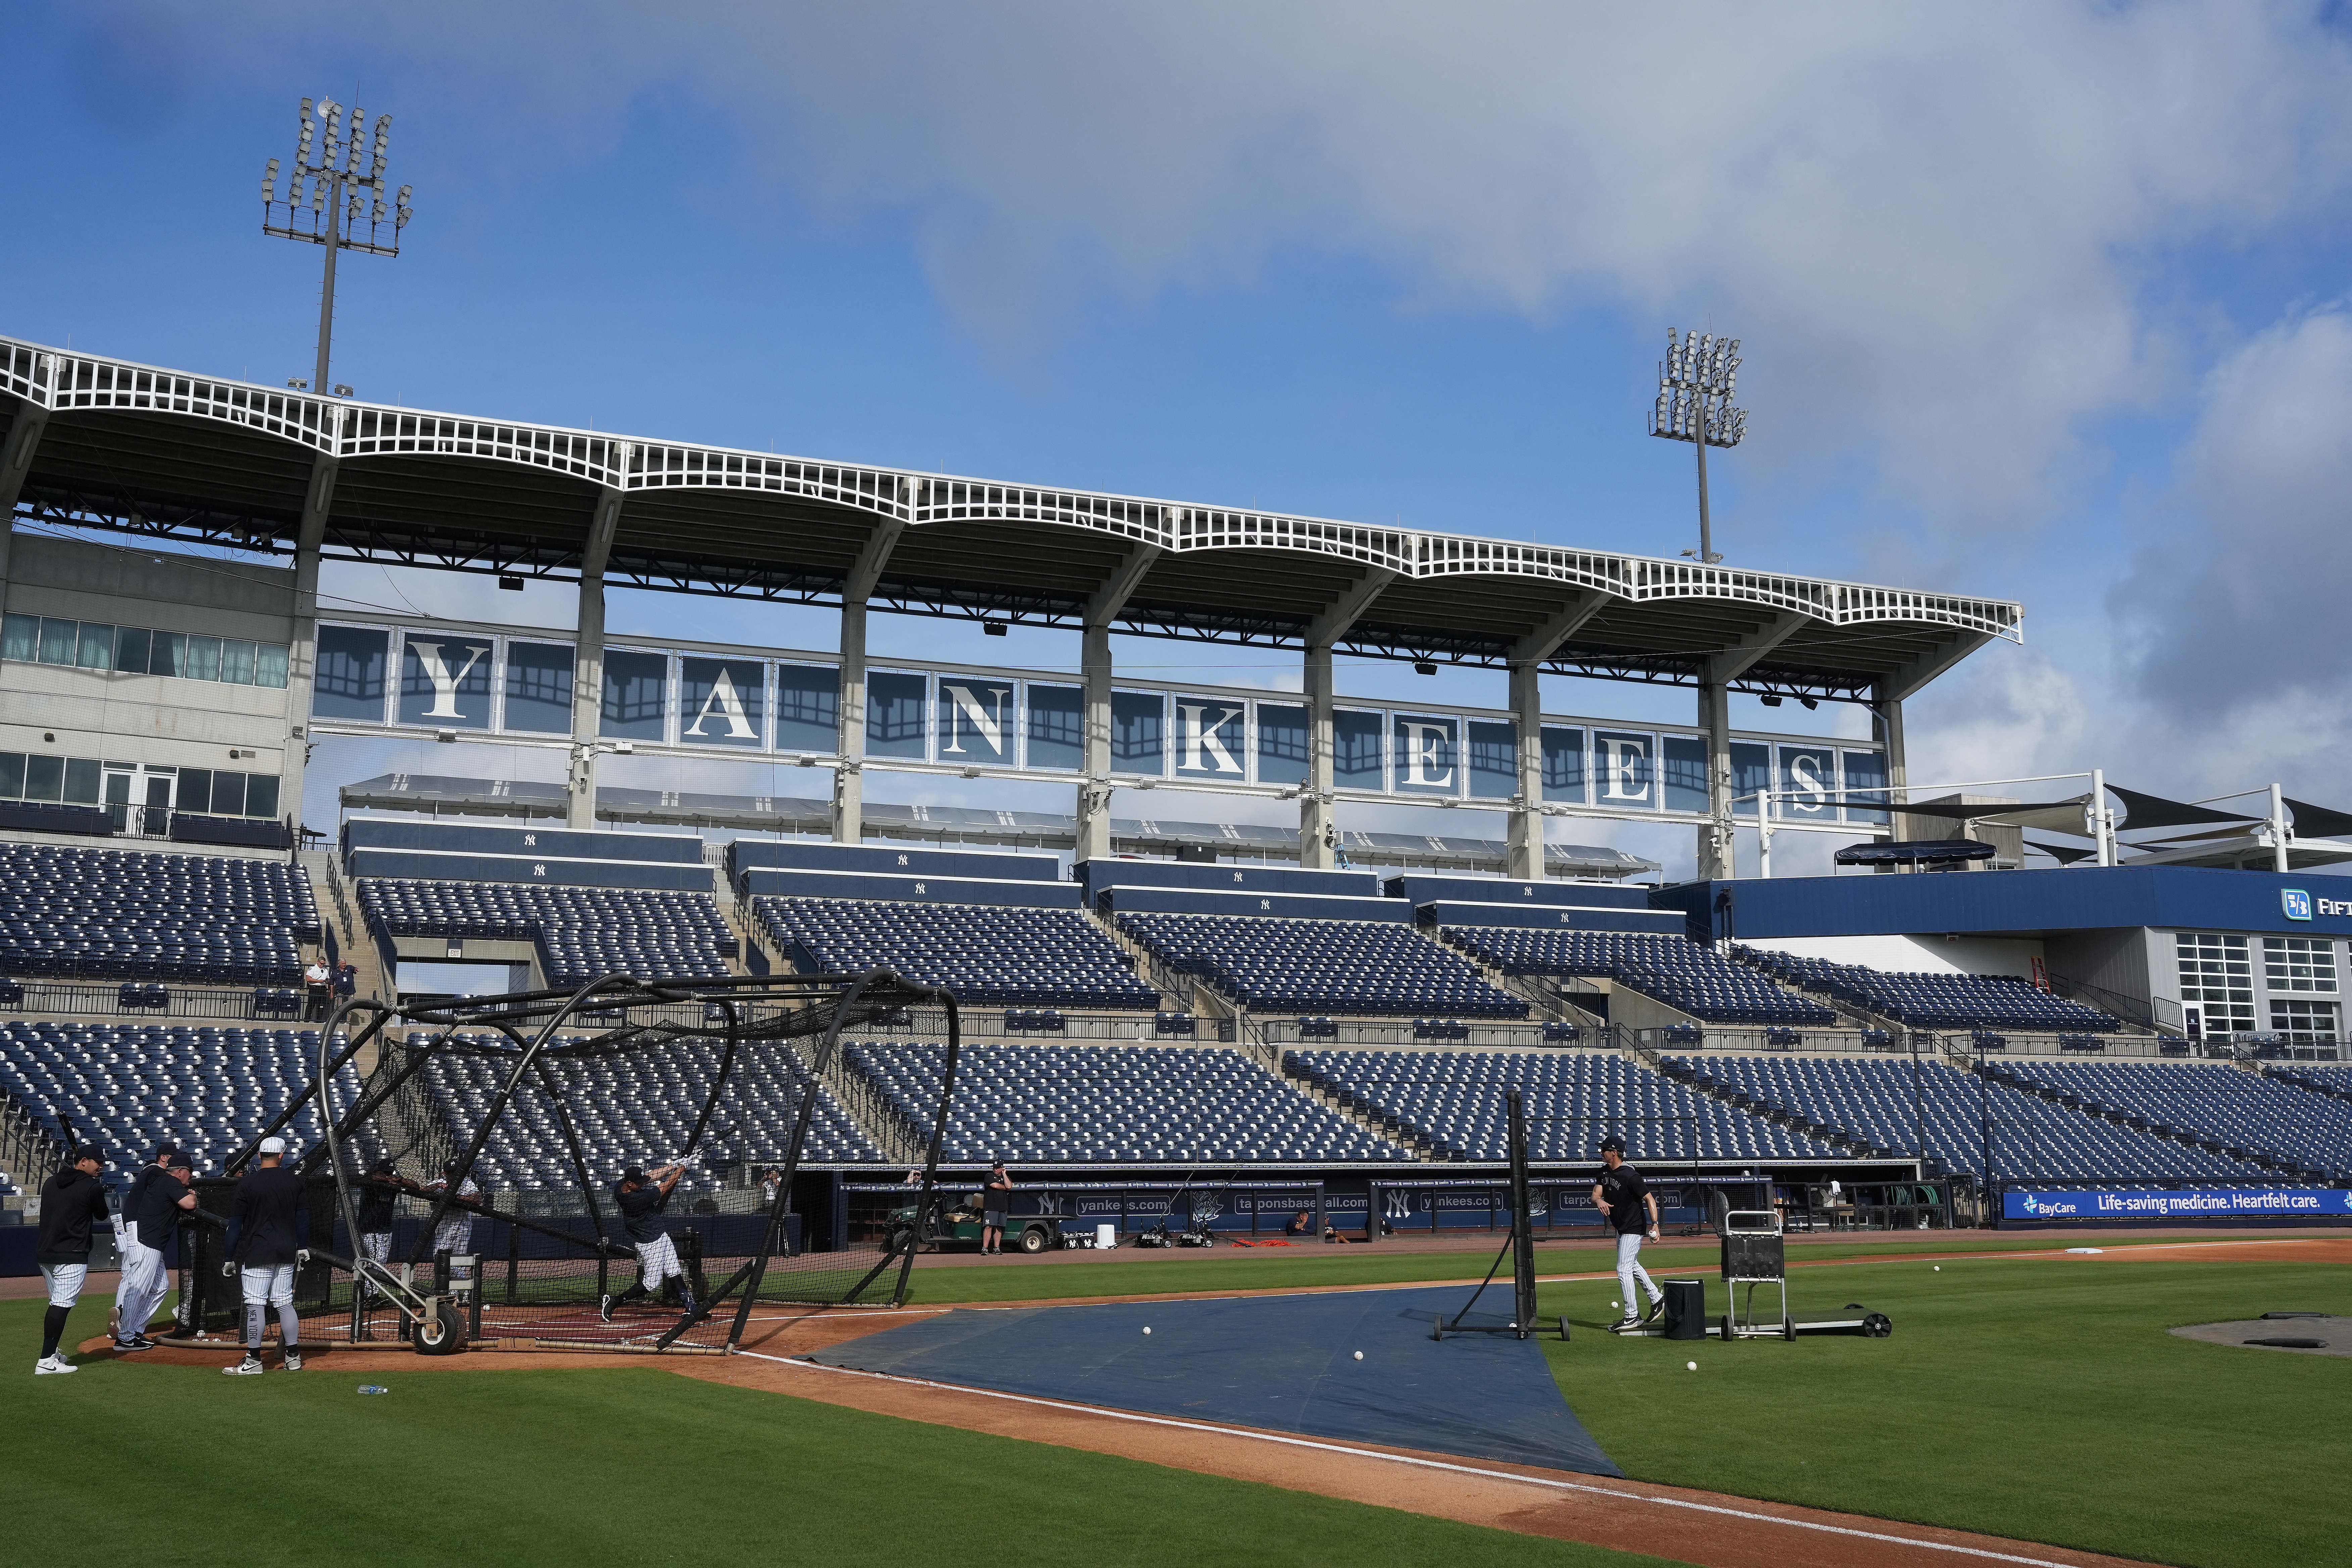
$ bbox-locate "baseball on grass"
[1686,1361,1698,1371]
[1933,1265,1941,1272]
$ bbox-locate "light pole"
[1649,328,1746,565]
[261,96,412,397]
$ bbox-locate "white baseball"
[1142,1326,1152,1335]
[1686,1361,1698,1371]
[1933,1265,1941,1272]
[1353,1351,1363,1361]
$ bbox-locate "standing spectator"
[981,1161,1013,1257]
[335,962,358,1000]
[303,954,333,1021]
[114,1145,195,1351]
[33,1145,110,1375]
[224,1137,309,1374]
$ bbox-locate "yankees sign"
[313,618,1889,820]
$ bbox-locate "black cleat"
[1641,1296,1664,1326]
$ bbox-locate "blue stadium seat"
[1440,928,1833,1026]
[0,843,318,987]
[1118,913,1525,1018]
[847,1041,1407,1164]
[404,1031,879,1189]
[1284,1048,1838,1162]
[0,1020,356,1179]
[755,897,1158,1010]
[357,879,735,987]
[1659,1054,2275,1182]
[1731,946,2122,1033]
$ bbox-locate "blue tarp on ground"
[801,1284,1620,1476]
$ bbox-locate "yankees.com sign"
[313,618,1886,818]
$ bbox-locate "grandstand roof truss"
[1,335,2019,703]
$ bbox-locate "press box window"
[2269,999,2339,1040]
[2175,932,2254,1036]
[2261,936,2337,993]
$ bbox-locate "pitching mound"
[2168,1314,2352,1356]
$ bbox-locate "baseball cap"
[152,1141,182,1165]
[258,1136,288,1156]
[72,1143,106,1166]
[622,1165,648,1183]
[1598,1134,1626,1154]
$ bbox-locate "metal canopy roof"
[0,334,2020,700]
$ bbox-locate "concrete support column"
[567,480,626,831]
[1077,619,1114,862]
[1873,687,1909,865]
[1507,659,1544,879]
[832,597,868,844]
[1697,674,1735,880]
[1300,642,1337,868]
[0,397,56,605]
[278,444,340,840]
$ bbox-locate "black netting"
[183,972,958,1355]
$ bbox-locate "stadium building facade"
[4,331,2348,1273]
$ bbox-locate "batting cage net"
[165,969,959,1356]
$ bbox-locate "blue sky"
[7,3,2352,875]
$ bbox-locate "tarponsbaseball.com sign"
[310,616,1889,820]
[2004,1188,2352,1221]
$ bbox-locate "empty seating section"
[754,897,1158,1009]
[1734,948,2120,1033]
[0,1021,354,1174]
[358,880,733,986]
[1995,1061,2352,1177]
[848,1042,1406,1163]
[1120,914,1525,1018]
[1443,929,1834,1026]
[2279,1064,2352,1097]
[1664,1055,2269,1181]
[411,1033,877,1189]
[0,843,317,985]
[1285,1049,1841,1162]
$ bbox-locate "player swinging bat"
[599,1162,691,1323]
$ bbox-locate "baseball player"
[1592,1134,1664,1332]
[115,1144,195,1350]
[599,1163,689,1323]
[354,1158,400,1301]
[33,1145,110,1375]
[424,1157,482,1261]
[223,1136,309,1374]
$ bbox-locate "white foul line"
[732,1350,2090,1568]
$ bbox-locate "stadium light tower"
[260,96,412,397]
[1648,328,1746,565]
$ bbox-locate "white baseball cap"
[258,1136,288,1155]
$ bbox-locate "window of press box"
[0,614,289,687]
[0,752,280,818]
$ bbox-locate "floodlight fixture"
[1648,327,1747,567]
[261,94,413,397]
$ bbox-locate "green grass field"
[3,1236,2344,1568]
[0,1295,1670,1568]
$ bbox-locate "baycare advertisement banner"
[2005,1188,2352,1221]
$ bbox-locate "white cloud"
[201,2,2352,534]
[2117,303,2352,728]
